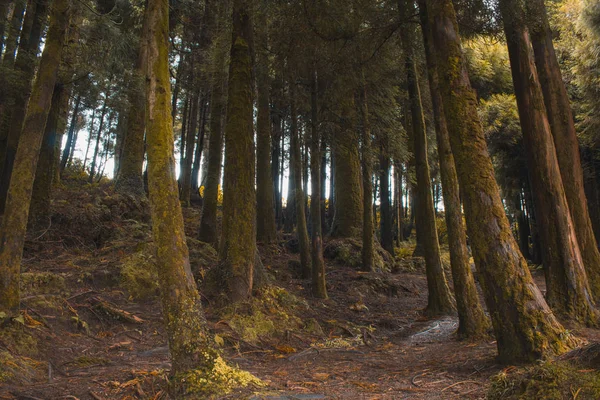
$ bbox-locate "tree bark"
[425,0,578,363]
[255,11,277,243]
[526,0,600,302]
[143,0,224,383]
[0,0,70,315]
[88,96,108,183]
[420,0,488,337]
[402,0,454,316]
[180,88,200,206]
[1,0,25,66]
[219,0,256,302]
[330,94,363,238]
[290,81,311,279]
[500,0,597,325]
[379,152,394,254]
[310,69,327,298]
[360,82,375,272]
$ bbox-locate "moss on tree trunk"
[500,0,597,326]
[401,0,454,316]
[420,0,489,338]
[219,0,256,302]
[426,0,579,363]
[0,0,70,316]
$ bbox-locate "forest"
[1,0,600,398]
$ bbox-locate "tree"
[499,0,597,325]
[219,0,256,302]
[526,0,600,302]
[419,0,488,338]
[255,8,277,244]
[400,0,454,316]
[424,0,577,363]
[360,80,375,272]
[0,0,70,315]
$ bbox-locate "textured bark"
[219,0,256,302]
[500,0,597,325]
[401,0,454,316]
[427,0,578,363]
[330,94,363,238]
[60,96,81,174]
[379,153,394,254]
[310,70,327,298]
[0,0,12,56]
[198,26,227,246]
[1,0,25,66]
[88,98,108,183]
[0,0,69,315]
[255,12,277,244]
[290,83,311,279]
[180,89,200,206]
[526,0,600,302]
[394,162,403,244]
[191,99,207,193]
[0,0,48,213]
[143,0,220,378]
[420,0,488,337]
[360,84,375,272]
[115,13,148,198]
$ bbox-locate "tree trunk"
[143,0,225,384]
[180,88,200,206]
[330,94,363,238]
[0,0,48,213]
[290,82,311,279]
[191,98,207,194]
[425,0,578,363]
[310,69,327,298]
[500,0,597,325]
[0,0,70,316]
[60,94,80,173]
[255,11,277,243]
[360,83,375,272]
[0,0,13,56]
[402,0,454,316]
[527,0,600,302]
[1,0,25,66]
[198,20,227,245]
[420,0,488,337]
[88,97,108,183]
[219,0,256,302]
[115,14,148,198]
[394,162,403,245]
[284,131,296,233]
[379,153,394,254]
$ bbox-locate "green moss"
[120,250,159,300]
[21,272,66,296]
[0,322,38,356]
[488,360,600,399]
[0,350,46,384]
[220,285,304,344]
[175,353,263,398]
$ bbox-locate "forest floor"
[1,178,599,399]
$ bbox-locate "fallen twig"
[441,380,480,392]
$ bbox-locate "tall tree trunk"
[500,0,597,325]
[0,0,13,55]
[255,11,277,243]
[320,137,327,233]
[198,26,227,246]
[82,109,95,170]
[178,94,189,187]
[310,69,327,298]
[219,0,256,302]
[379,153,394,254]
[0,0,48,213]
[425,0,578,363]
[271,99,282,229]
[0,0,70,316]
[191,98,207,193]
[360,83,375,272]
[143,0,223,383]
[180,88,200,206]
[284,130,296,233]
[88,97,108,183]
[527,0,600,302]
[115,13,149,198]
[327,145,335,230]
[290,81,311,279]
[60,95,80,173]
[1,0,25,66]
[401,0,454,316]
[394,162,403,244]
[330,94,363,238]
[420,0,488,337]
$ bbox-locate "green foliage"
[463,37,513,99]
[120,249,159,300]
[20,272,67,296]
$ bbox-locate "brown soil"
[0,181,594,400]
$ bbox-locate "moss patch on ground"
[488,359,600,399]
[324,238,394,271]
[218,285,305,344]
